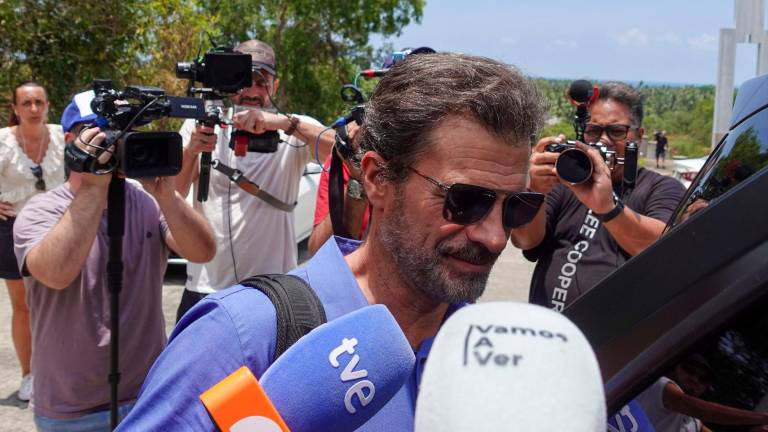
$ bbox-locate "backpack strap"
[239,274,327,360]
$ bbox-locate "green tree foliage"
[0,0,423,125]
[535,79,716,157]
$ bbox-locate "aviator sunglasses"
[408,167,545,229]
[30,165,45,191]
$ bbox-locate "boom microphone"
[414,302,606,431]
[568,79,597,105]
[203,305,415,432]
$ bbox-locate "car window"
[668,108,768,229]
[634,294,768,431]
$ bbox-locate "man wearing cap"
[12,94,215,430]
[174,39,336,320]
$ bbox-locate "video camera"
[176,46,281,201]
[547,80,638,187]
[176,47,280,154]
[65,79,207,178]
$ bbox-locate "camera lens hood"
[555,148,593,184]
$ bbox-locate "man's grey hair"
[597,81,644,127]
[360,52,546,182]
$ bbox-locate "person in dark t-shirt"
[511,82,685,311]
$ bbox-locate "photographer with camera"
[11,95,215,430]
[174,39,336,320]
[510,82,685,311]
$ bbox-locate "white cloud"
[687,33,717,50]
[660,32,683,46]
[615,28,649,47]
[553,39,578,48]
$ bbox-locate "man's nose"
[464,201,508,255]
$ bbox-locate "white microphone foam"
[415,302,606,431]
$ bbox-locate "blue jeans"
[34,402,135,432]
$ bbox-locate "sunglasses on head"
[408,167,544,229]
[30,164,45,191]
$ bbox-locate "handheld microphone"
[414,302,606,432]
[202,305,415,432]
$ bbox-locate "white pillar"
[713,28,737,149]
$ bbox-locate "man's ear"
[636,127,645,142]
[360,151,391,209]
[272,78,280,95]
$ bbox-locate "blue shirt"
[118,237,459,431]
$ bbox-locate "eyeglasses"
[30,165,45,191]
[584,123,637,142]
[408,167,545,229]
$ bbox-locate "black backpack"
[239,274,328,359]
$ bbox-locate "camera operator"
[11,96,215,430]
[174,39,335,320]
[307,122,370,255]
[510,82,685,311]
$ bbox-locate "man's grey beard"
[378,188,499,304]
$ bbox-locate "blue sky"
[373,0,764,85]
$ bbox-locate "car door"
[562,73,768,420]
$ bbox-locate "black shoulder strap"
[239,274,327,360]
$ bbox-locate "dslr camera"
[548,80,638,187]
[546,141,637,185]
[65,79,206,178]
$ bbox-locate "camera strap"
[211,160,296,212]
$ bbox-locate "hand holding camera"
[186,124,217,156]
[73,127,113,189]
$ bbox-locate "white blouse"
[0,124,66,213]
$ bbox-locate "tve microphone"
[203,305,415,432]
[261,304,414,431]
[415,302,606,432]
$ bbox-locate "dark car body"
[564,74,768,422]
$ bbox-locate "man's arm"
[567,143,673,256]
[140,176,215,263]
[663,382,768,427]
[25,128,112,289]
[234,111,335,164]
[175,121,216,198]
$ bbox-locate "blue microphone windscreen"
[261,305,415,432]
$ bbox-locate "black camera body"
[229,129,280,155]
[547,140,638,186]
[65,80,205,178]
[176,50,252,94]
[547,141,616,184]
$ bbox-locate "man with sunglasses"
[174,39,337,322]
[511,81,685,311]
[118,52,546,430]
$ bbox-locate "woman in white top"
[0,81,66,401]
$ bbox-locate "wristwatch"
[346,178,366,200]
[594,192,625,223]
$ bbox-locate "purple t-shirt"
[13,182,169,419]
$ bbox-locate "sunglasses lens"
[606,125,629,140]
[502,193,545,228]
[444,184,496,225]
[584,126,602,141]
